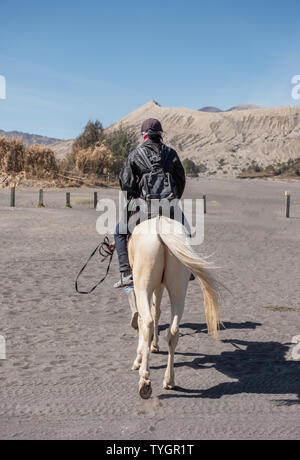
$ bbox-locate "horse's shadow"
[157,320,261,336]
[154,323,300,405]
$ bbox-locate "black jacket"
[119,140,186,199]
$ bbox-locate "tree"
[104,124,138,163]
[72,120,104,154]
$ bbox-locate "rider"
[113,118,186,288]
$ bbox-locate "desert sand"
[0,177,299,440]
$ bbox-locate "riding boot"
[127,288,139,330]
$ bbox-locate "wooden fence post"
[10,187,15,207]
[203,194,207,214]
[94,192,98,209]
[285,191,291,218]
[65,192,72,208]
[38,189,45,207]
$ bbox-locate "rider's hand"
[109,242,115,253]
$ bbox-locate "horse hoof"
[151,344,160,353]
[132,362,140,371]
[163,380,175,390]
[139,380,152,399]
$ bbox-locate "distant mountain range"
[198,104,262,112]
[0,129,72,160]
[2,101,300,174]
[198,106,223,113]
[0,129,62,146]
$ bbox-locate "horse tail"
[158,216,220,340]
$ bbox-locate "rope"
[75,236,114,295]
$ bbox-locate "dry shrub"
[0,137,25,173]
[59,151,76,172]
[75,143,117,176]
[24,145,58,179]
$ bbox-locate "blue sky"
[0,0,300,139]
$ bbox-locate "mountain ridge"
[0,129,72,160]
[0,129,63,146]
[2,101,300,174]
[107,101,300,174]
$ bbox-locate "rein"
[75,236,114,295]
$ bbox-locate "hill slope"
[107,101,300,174]
[2,101,300,175]
[0,129,72,160]
[0,129,61,147]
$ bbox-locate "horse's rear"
[128,220,165,398]
[128,216,219,399]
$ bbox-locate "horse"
[128,215,220,399]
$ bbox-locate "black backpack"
[138,145,178,200]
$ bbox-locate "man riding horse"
[113,117,186,289]
[110,118,219,398]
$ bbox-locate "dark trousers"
[114,223,131,272]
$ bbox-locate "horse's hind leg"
[163,256,189,390]
[129,231,164,399]
[163,300,185,390]
[151,285,164,353]
[132,314,143,371]
[135,290,154,399]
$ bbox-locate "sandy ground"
[0,177,299,440]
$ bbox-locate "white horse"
[128,216,220,399]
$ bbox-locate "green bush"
[197,163,208,173]
[182,158,207,176]
[218,158,226,167]
[183,158,197,175]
